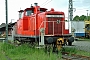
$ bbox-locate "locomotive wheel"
[68,42,72,46]
[87,35,90,39]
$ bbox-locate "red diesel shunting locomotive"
[13,3,74,49]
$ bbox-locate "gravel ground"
[65,40,90,52]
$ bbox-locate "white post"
[39,28,44,45]
[12,26,15,43]
[3,40,5,43]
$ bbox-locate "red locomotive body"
[14,3,74,46]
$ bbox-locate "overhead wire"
[41,0,52,7]
[40,0,49,6]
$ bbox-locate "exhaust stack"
[34,3,38,6]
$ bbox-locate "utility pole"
[86,10,89,20]
[68,0,74,36]
[68,0,73,21]
[5,0,8,42]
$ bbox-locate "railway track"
[62,52,90,60]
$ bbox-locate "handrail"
[39,21,57,36]
[0,38,5,40]
[39,21,44,30]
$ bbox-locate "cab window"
[19,12,23,19]
[40,10,45,12]
[26,10,33,16]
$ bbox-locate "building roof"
[0,22,16,31]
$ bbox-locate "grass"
[0,42,90,60]
[0,43,7,60]
[62,47,78,54]
[78,38,90,41]
[0,42,62,60]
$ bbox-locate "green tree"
[73,15,79,21]
[88,16,90,20]
[73,15,90,21]
[79,15,86,21]
[84,16,90,20]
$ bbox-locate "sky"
[0,0,90,24]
